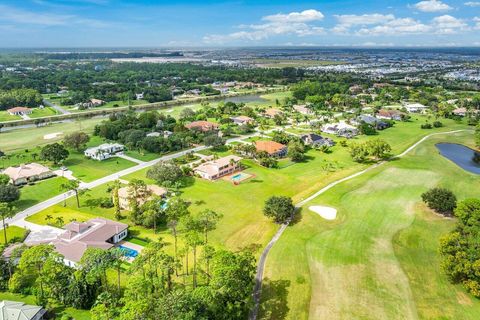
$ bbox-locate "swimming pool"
[119,245,139,258]
[231,172,252,182]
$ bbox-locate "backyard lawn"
[29,107,58,118]
[0,111,20,122]
[259,131,480,320]
[1,226,28,244]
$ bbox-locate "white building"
[195,155,242,180]
[84,143,124,161]
[404,103,429,113]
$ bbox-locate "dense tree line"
[440,198,480,298]
[0,88,43,110]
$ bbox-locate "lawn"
[1,226,28,244]
[123,149,160,162]
[29,107,58,118]
[0,291,91,319]
[0,118,104,153]
[0,111,20,122]
[12,176,69,212]
[259,131,480,319]
[63,151,136,182]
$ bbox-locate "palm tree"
[60,179,85,208]
[110,180,122,220]
[45,214,53,225]
[0,203,15,244]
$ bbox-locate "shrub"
[421,187,457,215]
[433,121,443,128]
[421,123,433,129]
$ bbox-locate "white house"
[322,121,358,138]
[404,103,429,113]
[84,143,124,161]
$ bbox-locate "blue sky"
[0,0,479,47]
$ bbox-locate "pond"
[435,143,480,175]
[225,94,267,104]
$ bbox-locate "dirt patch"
[456,291,473,306]
[43,132,63,140]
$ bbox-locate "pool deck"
[118,240,144,253]
[222,170,255,184]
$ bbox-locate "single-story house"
[293,104,314,115]
[255,141,287,158]
[0,300,46,320]
[194,155,242,180]
[377,109,403,121]
[84,143,124,161]
[2,163,55,186]
[146,132,161,137]
[263,108,283,119]
[349,85,363,94]
[90,99,105,107]
[185,121,219,132]
[52,218,129,267]
[322,122,358,138]
[231,116,254,126]
[135,93,144,100]
[300,133,335,147]
[355,115,389,130]
[117,184,167,210]
[452,107,467,117]
[7,107,32,116]
[404,103,429,113]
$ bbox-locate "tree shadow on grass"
[258,278,291,320]
[289,207,303,226]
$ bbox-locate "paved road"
[1,131,262,229]
[43,99,71,115]
[248,129,470,320]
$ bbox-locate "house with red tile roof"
[255,140,287,158]
[185,120,219,132]
[7,107,32,116]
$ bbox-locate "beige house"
[194,155,242,180]
[117,184,167,210]
[7,107,33,116]
[185,120,219,132]
[263,108,283,118]
[52,218,128,267]
[293,104,313,115]
[2,163,55,186]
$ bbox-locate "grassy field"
[0,118,104,153]
[29,107,58,118]
[0,111,20,122]
[0,226,28,244]
[12,177,69,212]
[259,131,480,319]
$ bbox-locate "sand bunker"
[43,132,63,140]
[309,205,337,220]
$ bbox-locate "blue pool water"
[119,245,139,258]
[436,143,480,175]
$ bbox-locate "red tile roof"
[255,140,286,155]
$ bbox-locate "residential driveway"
[12,219,63,245]
[43,99,71,115]
[115,154,145,164]
[54,169,77,181]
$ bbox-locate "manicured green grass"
[29,107,58,118]
[0,226,28,244]
[0,118,104,153]
[259,131,480,319]
[63,152,136,182]
[124,149,160,161]
[0,291,91,319]
[0,111,20,122]
[12,177,69,212]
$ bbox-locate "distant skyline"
[0,0,479,47]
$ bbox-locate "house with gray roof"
[0,300,46,320]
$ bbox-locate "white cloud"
[332,14,395,34]
[431,15,469,34]
[473,17,480,29]
[464,1,480,6]
[356,17,432,35]
[413,0,452,12]
[263,9,324,23]
[203,9,325,44]
[0,4,107,27]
